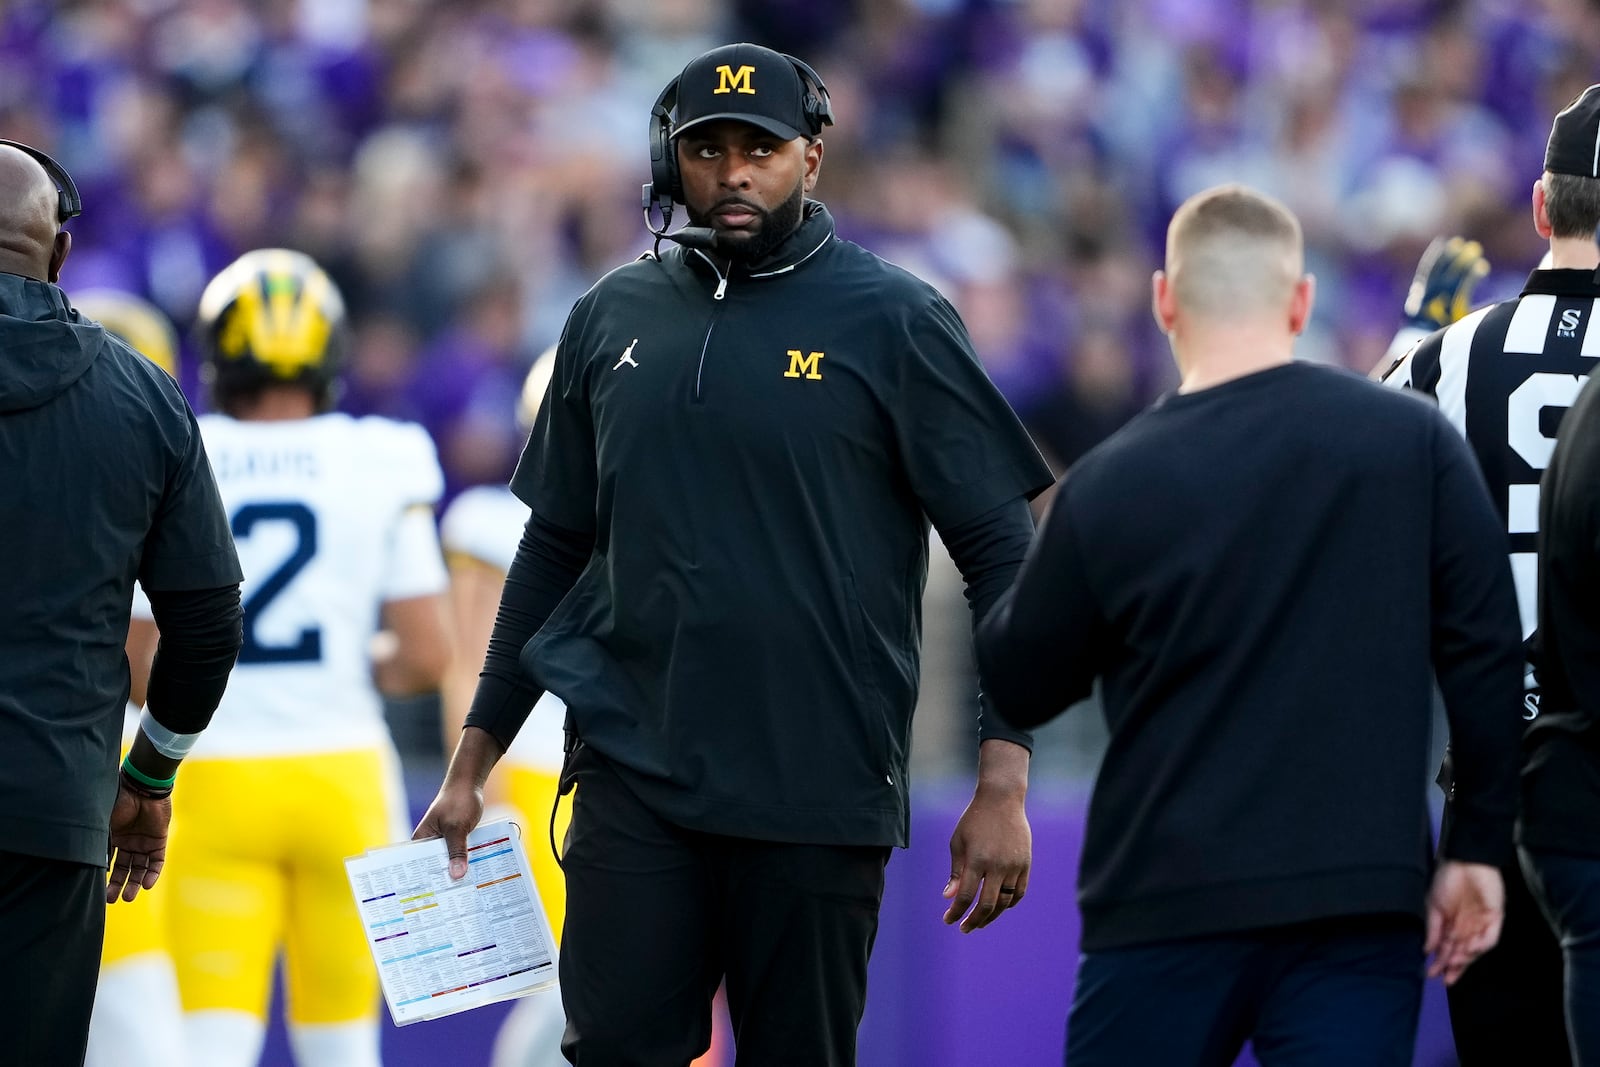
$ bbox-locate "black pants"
[0,850,105,1067]
[558,747,890,1067]
[1066,915,1424,1067]
[1445,854,1570,1067]
[1520,847,1600,1065]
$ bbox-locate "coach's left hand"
[1426,858,1505,985]
[106,781,170,904]
[944,738,1031,933]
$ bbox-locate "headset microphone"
[664,226,719,252]
[641,183,720,253]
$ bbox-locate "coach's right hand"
[413,725,503,879]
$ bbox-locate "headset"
[0,138,82,223]
[643,53,834,253]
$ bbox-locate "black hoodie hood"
[0,271,101,413]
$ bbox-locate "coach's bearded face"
[677,120,823,264]
[687,183,804,264]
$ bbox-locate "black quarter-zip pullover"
[469,202,1052,846]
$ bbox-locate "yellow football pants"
[164,748,404,1025]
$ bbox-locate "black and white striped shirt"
[1385,268,1600,694]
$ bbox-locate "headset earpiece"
[647,77,684,209]
[784,55,835,136]
[0,138,82,223]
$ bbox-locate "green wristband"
[121,759,177,792]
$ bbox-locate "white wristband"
[138,707,201,760]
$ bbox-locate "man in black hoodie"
[413,43,1053,1066]
[0,141,242,1065]
[978,184,1525,1066]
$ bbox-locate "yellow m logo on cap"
[714,64,757,96]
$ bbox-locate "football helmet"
[71,288,179,378]
[516,343,557,433]
[197,248,347,411]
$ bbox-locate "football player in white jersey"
[74,289,189,1067]
[126,249,452,1067]
[439,347,569,1067]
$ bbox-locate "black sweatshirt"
[978,362,1525,951]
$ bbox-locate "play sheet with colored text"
[346,818,558,1025]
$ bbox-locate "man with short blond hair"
[979,183,1525,1065]
[1163,185,1304,316]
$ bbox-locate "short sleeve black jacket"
[0,273,241,866]
[512,203,1051,847]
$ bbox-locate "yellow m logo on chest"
[784,350,824,380]
[714,65,757,95]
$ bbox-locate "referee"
[1383,83,1600,1066]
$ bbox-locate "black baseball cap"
[1545,84,1600,178]
[671,43,815,142]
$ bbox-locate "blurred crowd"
[6,0,1599,499]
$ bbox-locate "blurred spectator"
[8,0,1592,676]
[14,0,1566,438]
[407,275,532,502]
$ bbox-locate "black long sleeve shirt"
[144,584,243,735]
[978,362,1525,951]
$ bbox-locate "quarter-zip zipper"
[692,250,729,401]
[686,232,828,401]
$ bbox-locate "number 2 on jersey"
[233,501,323,664]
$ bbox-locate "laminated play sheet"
[346,819,558,1025]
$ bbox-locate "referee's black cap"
[1545,84,1600,179]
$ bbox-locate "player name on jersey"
[211,446,320,481]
